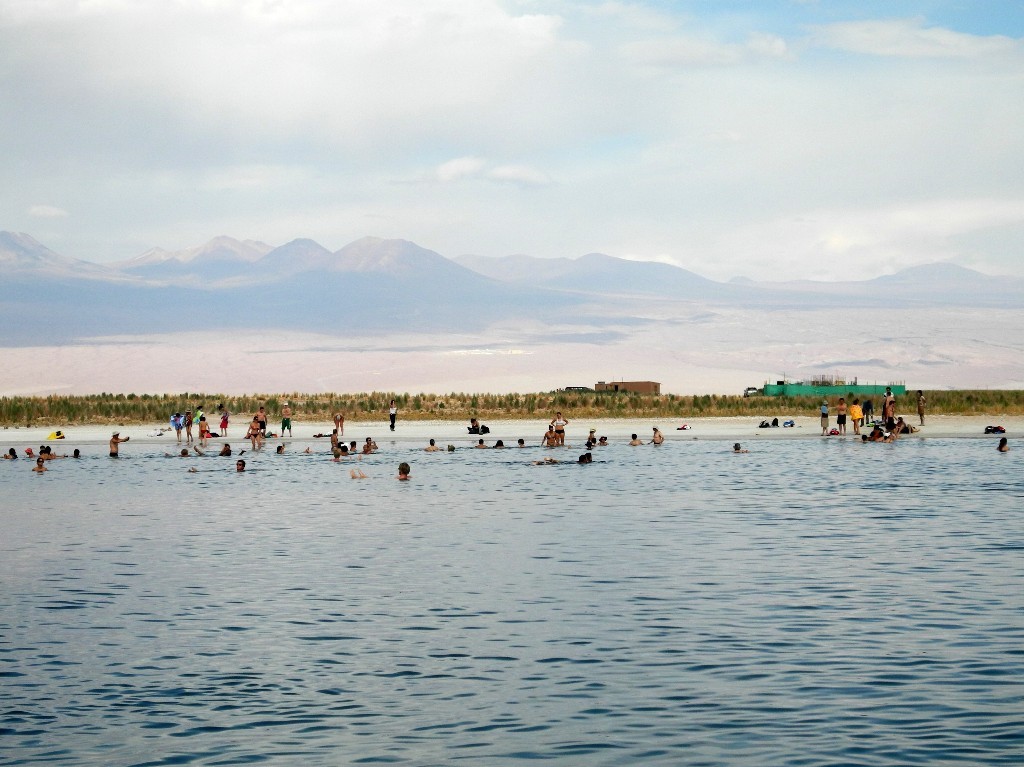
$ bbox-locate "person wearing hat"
[820,399,829,436]
[109,432,129,458]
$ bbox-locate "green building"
[761,375,906,398]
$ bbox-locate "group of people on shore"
[816,388,925,439]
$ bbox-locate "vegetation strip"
[3,390,1023,426]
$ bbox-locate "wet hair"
[398,462,411,476]
[236,459,246,469]
[72,449,80,458]
[631,434,638,440]
[276,445,284,454]
[429,439,435,446]
[733,443,741,451]
[7,447,16,458]
[180,449,188,456]
[495,440,504,447]
[517,438,525,445]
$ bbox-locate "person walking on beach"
[281,402,293,437]
[551,412,568,446]
[820,400,829,436]
[917,390,926,426]
[389,399,397,431]
[218,404,229,437]
[170,412,184,443]
[184,410,194,444]
[109,432,129,458]
[334,412,344,436]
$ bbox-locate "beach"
[5,414,1019,452]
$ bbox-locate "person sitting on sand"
[397,462,411,480]
[650,427,664,445]
[998,437,1009,452]
[32,457,48,472]
[425,439,441,452]
[628,433,643,446]
[733,443,749,453]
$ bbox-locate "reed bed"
[2,389,1023,427]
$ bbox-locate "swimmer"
[733,443,749,453]
[193,445,204,455]
[598,436,608,446]
[3,447,16,459]
[577,452,592,463]
[532,457,559,465]
[72,449,80,458]
[475,439,488,448]
[542,424,558,447]
[650,427,664,445]
[332,446,343,461]
[517,438,526,448]
[109,432,129,458]
[32,457,47,473]
[362,437,377,454]
[628,433,643,446]
[276,444,285,454]
[424,439,441,452]
[350,468,368,479]
[164,448,189,457]
[219,444,232,457]
[236,459,246,472]
[397,461,411,480]
[998,437,1009,452]
[494,440,505,448]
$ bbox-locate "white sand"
[4,415,1018,451]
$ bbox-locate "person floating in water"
[733,443,749,453]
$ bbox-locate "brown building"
[595,380,661,395]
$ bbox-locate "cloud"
[436,157,486,183]
[810,17,1023,59]
[28,205,68,218]
[488,165,551,186]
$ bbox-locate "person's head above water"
[236,459,246,472]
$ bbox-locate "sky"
[3,0,1024,281]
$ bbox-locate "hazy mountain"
[115,236,274,284]
[0,231,125,281]
[456,252,729,299]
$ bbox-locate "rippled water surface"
[3,437,1022,766]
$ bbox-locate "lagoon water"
[2,433,1022,766]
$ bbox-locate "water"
[2,436,1022,766]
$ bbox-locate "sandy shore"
[3,415,1017,451]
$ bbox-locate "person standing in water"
[218,404,230,437]
[389,400,397,431]
[109,432,130,458]
[281,402,293,437]
[334,412,345,436]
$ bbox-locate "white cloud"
[436,157,486,183]
[28,205,68,218]
[810,17,1023,59]
[488,164,551,186]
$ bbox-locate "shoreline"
[4,415,1017,448]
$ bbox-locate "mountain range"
[2,230,1023,347]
